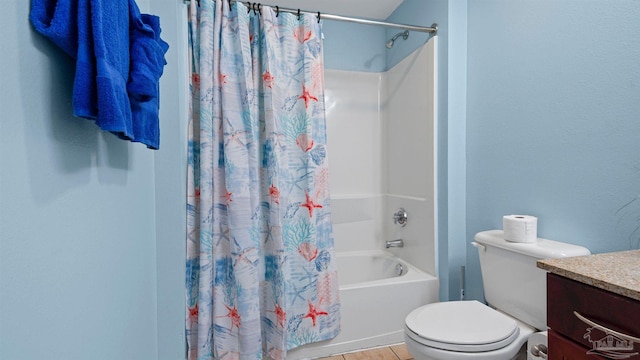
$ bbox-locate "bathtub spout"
[385,239,404,248]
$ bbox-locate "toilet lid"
[405,300,519,352]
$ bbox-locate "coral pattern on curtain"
[186,1,340,359]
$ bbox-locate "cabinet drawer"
[547,273,640,357]
[548,330,606,360]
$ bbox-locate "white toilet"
[404,230,590,360]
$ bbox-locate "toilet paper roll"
[527,331,548,360]
[503,215,538,243]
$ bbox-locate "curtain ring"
[317,11,321,23]
[297,9,301,20]
[258,3,261,14]
[252,3,257,15]
[247,2,251,13]
[275,5,279,17]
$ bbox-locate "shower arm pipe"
[182,0,438,34]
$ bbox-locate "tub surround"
[287,251,438,360]
[302,33,438,360]
[537,250,640,301]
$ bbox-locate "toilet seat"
[404,300,520,352]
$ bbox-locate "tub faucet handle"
[393,208,408,227]
[385,239,404,248]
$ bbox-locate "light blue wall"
[385,0,447,71]
[389,0,640,304]
[8,0,639,358]
[465,0,640,301]
[322,21,387,72]
[150,1,189,359]
[0,2,159,360]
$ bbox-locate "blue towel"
[90,0,133,140]
[74,0,98,119]
[30,0,168,149]
[29,0,78,57]
[30,0,96,119]
[127,1,169,149]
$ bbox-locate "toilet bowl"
[404,301,534,360]
[403,230,590,360]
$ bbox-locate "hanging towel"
[30,0,169,149]
[30,0,97,119]
[128,3,169,102]
[90,0,134,140]
[29,0,78,57]
[73,0,98,119]
[127,1,169,149]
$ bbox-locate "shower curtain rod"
[182,0,438,34]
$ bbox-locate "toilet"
[404,230,590,360]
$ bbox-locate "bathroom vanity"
[538,250,640,359]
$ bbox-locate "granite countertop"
[537,249,640,302]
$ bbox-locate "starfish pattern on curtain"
[185,1,340,359]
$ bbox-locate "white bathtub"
[287,250,439,359]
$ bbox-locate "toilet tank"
[473,230,590,331]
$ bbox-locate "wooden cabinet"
[547,273,640,359]
[548,331,606,360]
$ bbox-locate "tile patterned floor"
[317,344,413,360]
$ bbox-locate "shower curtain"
[185,1,340,359]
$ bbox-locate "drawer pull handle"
[574,311,640,343]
